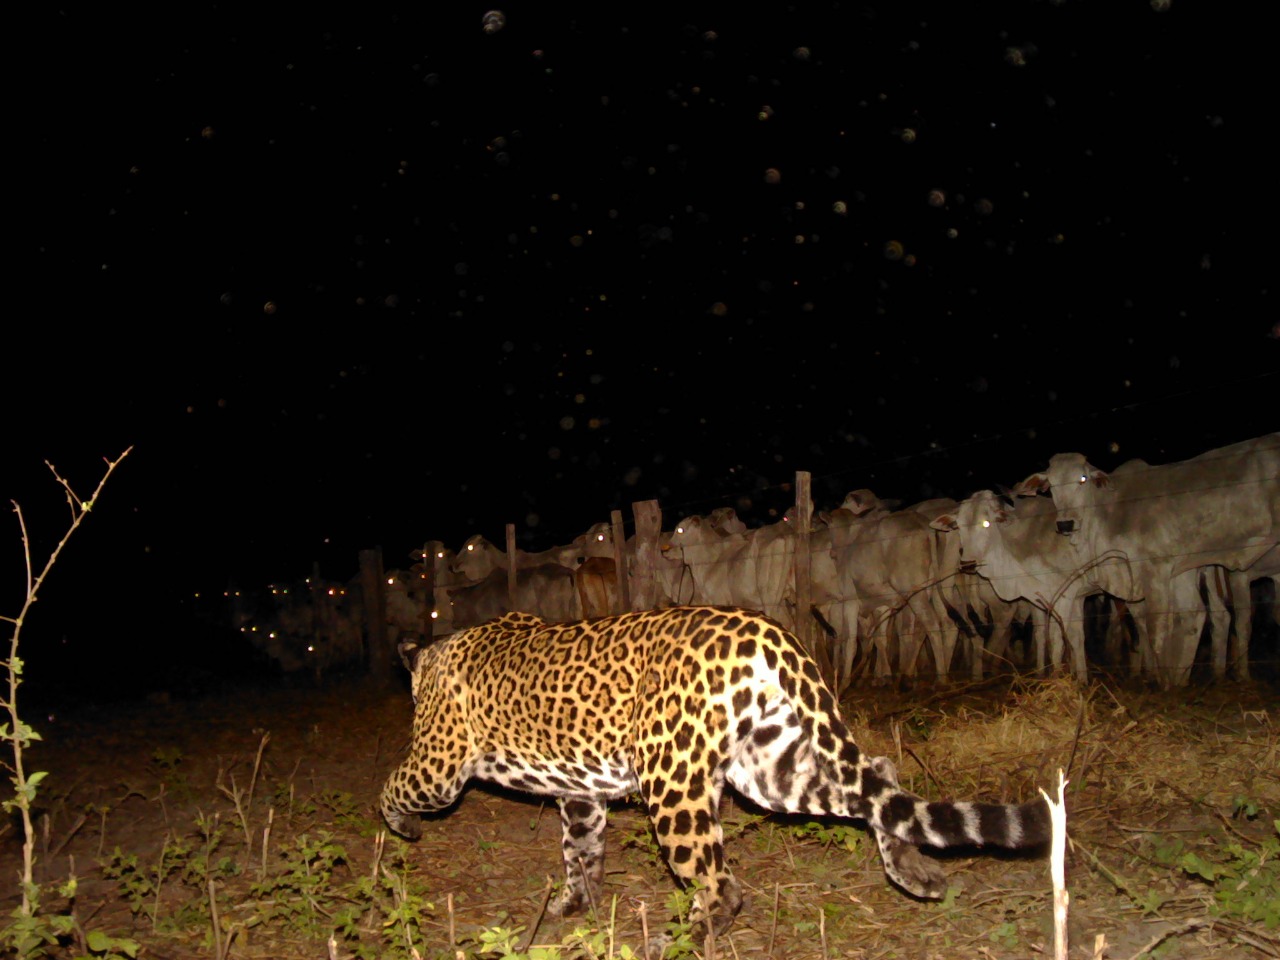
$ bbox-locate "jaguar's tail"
[853,755,1051,849]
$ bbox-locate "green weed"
[787,819,863,852]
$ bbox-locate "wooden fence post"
[505,523,518,609]
[630,500,662,611]
[610,508,629,614]
[794,472,813,652]
[359,548,392,686]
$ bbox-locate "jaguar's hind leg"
[724,706,946,898]
[636,749,742,935]
[724,700,847,816]
[874,832,948,899]
[867,757,947,899]
[549,798,608,916]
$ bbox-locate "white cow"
[657,513,757,609]
[412,540,469,635]
[929,490,1141,681]
[451,534,505,583]
[708,506,748,536]
[452,533,584,583]
[806,491,909,687]
[788,499,894,693]
[1199,533,1280,681]
[828,500,965,684]
[1025,434,1279,685]
[453,533,589,623]
[383,569,427,642]
[909,497,1031,683]
[445,562,584,627]
[744,510,799,629]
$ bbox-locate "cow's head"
[1044,453,1108,537]
[931,489,1013,570]
[451,534,500,581]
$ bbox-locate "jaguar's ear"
[398,639,424,673]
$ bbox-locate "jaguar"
[380,606,1050,936]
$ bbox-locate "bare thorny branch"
[4,447,132,921]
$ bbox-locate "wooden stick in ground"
[1038,768,1070,960]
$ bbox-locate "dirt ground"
[4,673,1278,960]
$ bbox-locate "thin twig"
[1121,918,1210,960]
[636,899,650,960]
[521,877,556,954]
[49,812,88,860]
[901,745,945,797]
[577,855,599,918]
[208,877,223,959]
[260,807,274,884]
[247,730,270,812]
[447,891,456,954]
[766,881,780,957]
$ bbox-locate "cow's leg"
[865,609,894,685]
[1163,572,1205,688]
[1029,606,1048,675]
[1228,569,1253,681]
[907,590,960,683]
[1065,596,1089,681]
[895,605,926,680]
[1140,579,1176,687]
[1202,567,1231,682]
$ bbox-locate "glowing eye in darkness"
[1078,474,1087,484]
[596,533,605,542]
[467,544,475,552]
[982,520,990,528]
[676,526,685,534]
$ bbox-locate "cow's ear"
[398,639,424,672]
[929,513,958,532]
[1010,472,1048,497]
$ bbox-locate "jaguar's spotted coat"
[380,606,1049,934]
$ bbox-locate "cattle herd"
[235,433,1279,690]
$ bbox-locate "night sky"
[12,4,1275,694]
